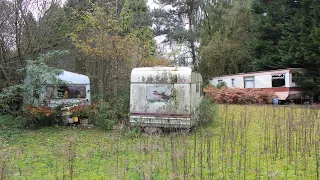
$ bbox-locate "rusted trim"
[130,113,191,118]
[131,82,191,85]
[254,87,289,92]
[252,87,303,93]
[289,87,302,91]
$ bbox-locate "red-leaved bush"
[204,85,276,104]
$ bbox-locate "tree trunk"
[14,0,23,66]
[188,7,197,70]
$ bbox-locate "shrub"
[70,103,97,118]
[88,90,130,130]
[0,115,27,138]
[216,81,227,89]
[109,90,130,121]
[88,102,117,130]
[199,98,218,124]
[204,85,276,104]
[0,85,25,116]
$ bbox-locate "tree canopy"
[0,0,320,97]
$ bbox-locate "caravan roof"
[58,71,90,85]
[131,67,193,83]
[212,68,303,79]
[24,70,90,85]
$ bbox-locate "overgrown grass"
[0,115,27,139]
[1,105,320,179]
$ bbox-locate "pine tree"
[152,0,201,67]
[250,0,320,95]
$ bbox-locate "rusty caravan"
[130,67,203,129]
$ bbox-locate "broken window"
[46,86,86,99]
[272,74,285,87]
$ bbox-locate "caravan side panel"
[254,74,271,88]
[211,76,244,88]
[130,67,204,128]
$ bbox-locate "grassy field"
[0,105,320,179]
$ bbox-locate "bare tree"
[0,0,66,89]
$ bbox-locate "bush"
[0,85,25,116]
[0,115,27,138]
[204,85,276,104]
[109,90,130,120]
[199,98,218,124]
[88,102,117,130]
[216,81,227,89]
[88,90,130,130]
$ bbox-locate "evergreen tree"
[198,0,252,80]
[152,0,201,67]
[120,0,155,59]
[250,0,320,95]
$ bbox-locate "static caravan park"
[130,67,203,129]
[210,69,304,101]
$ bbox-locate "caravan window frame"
[272,74,286,87]
[45,85,87,99]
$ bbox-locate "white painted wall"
[285,72,290,87]
[210,70,292,89]
[210,76,244,88]
[255,75,271,88]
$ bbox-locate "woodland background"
[1,0,320,99]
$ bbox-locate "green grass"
[0,105,320,179]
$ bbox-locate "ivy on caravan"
[24,70,91,108]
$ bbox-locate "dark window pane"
[272,74,285,87]
[46,86,86,99]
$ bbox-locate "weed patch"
[0,105,319,179]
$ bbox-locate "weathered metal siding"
[130,83,190,115]
[130,84,147,113]
[131,67,192,84]
[129,67,204,128]
[173,84,191,114]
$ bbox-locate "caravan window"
[146,85,173,102]
[46,86,86,99]
[272,74,285,87]
[244,77,255,88]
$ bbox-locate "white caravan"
[130,67,203,129]
[210,68,303,101]
[24,70,91,108]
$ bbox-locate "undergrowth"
[1,105,320,179]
